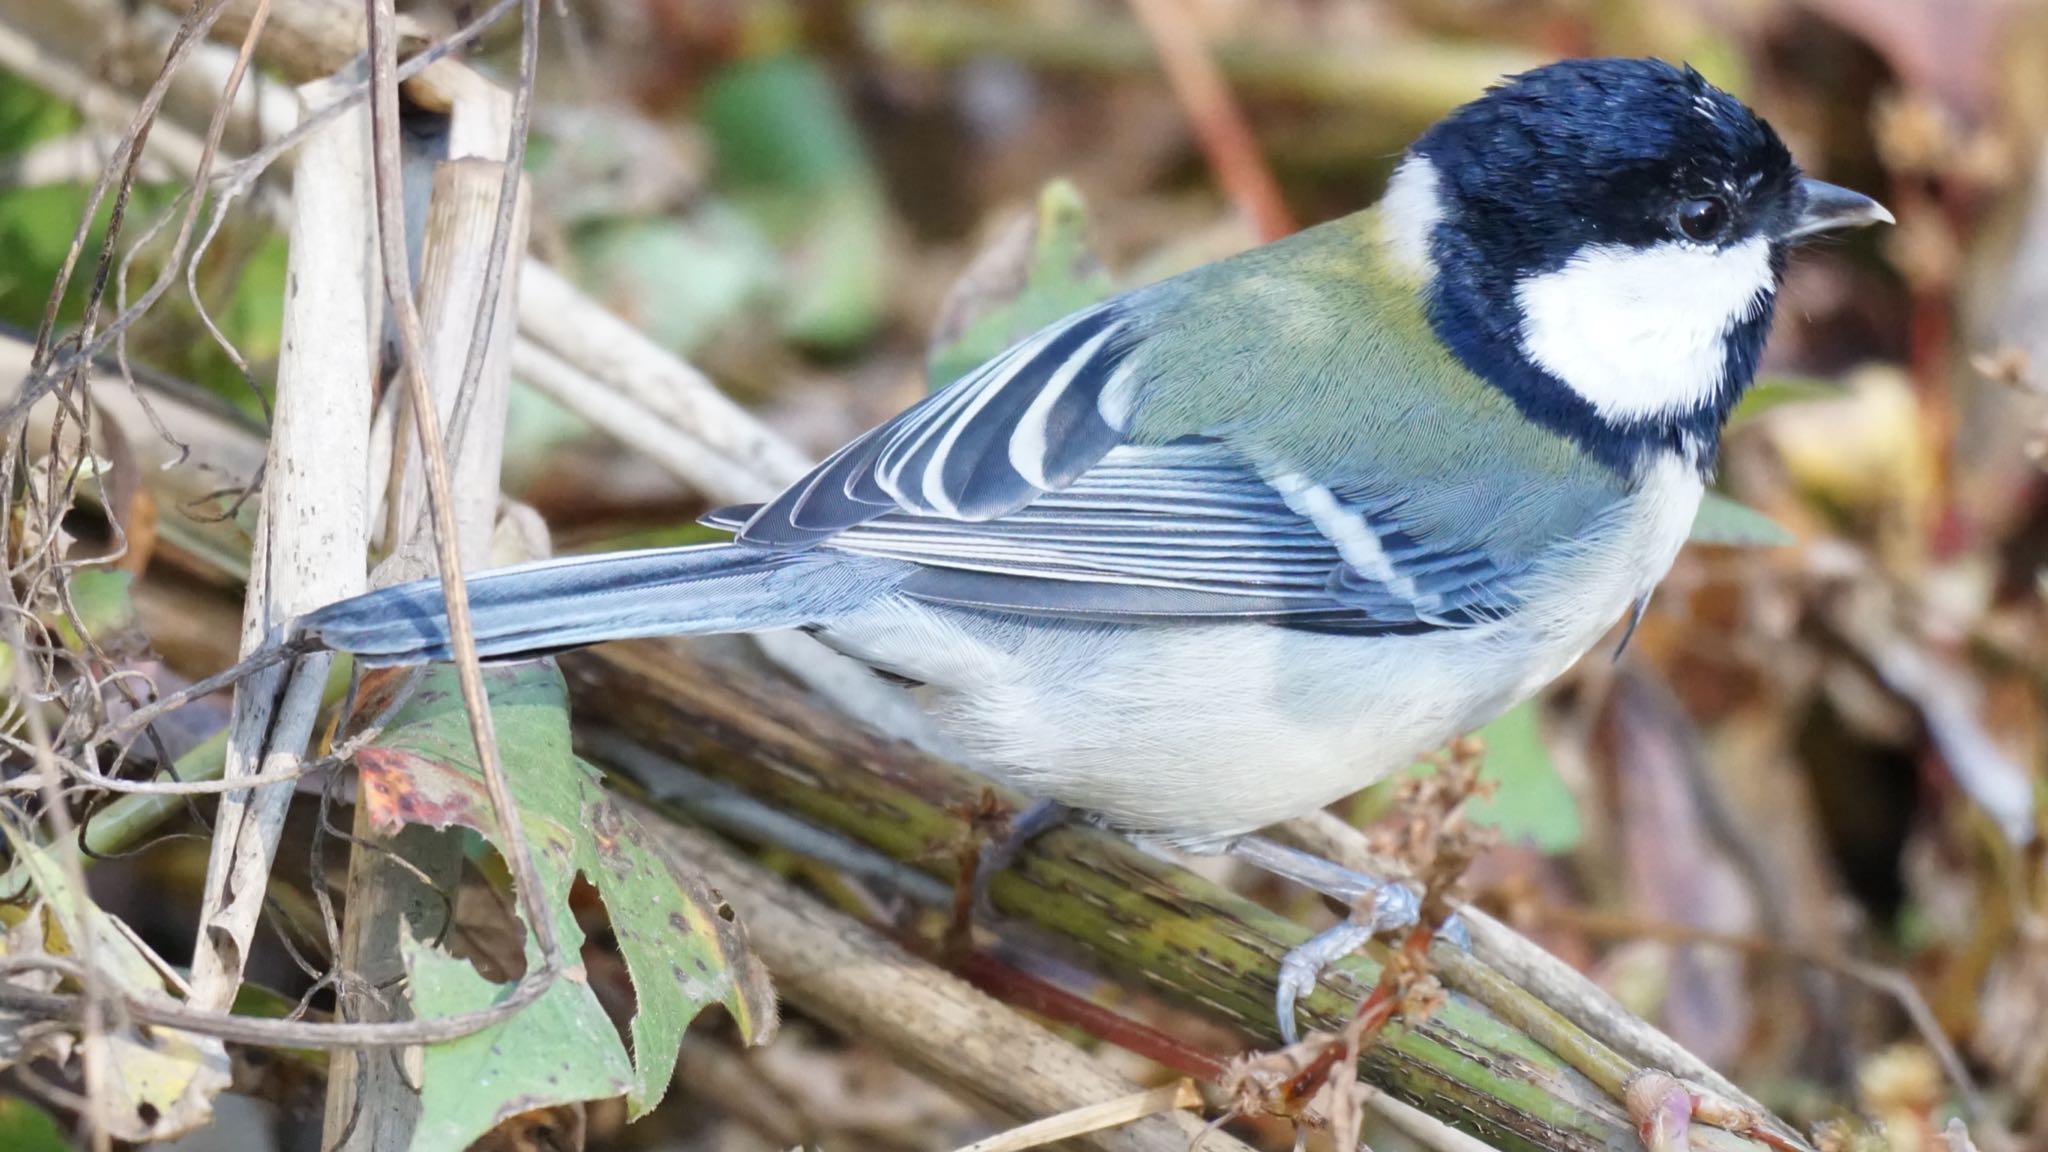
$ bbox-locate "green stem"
[865,0,1541,124]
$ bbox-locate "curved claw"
[1274,920,1379,1043]
[1274,951,1325,1045]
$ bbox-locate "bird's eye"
[1676,196,1729,242]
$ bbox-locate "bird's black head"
[1386,58,1889,477]
[1417,58,1800,268]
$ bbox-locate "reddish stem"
[953,948,1234,1081]
[1126,0,1295,241]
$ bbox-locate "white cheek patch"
[1513,236,1775,423]
[1378,157,1443,278]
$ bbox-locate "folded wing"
[718,290,1564,632]
[712,438,1531,633]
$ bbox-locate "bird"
[296,57,1892,1042]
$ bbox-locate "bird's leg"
[947,798,1074,950]
[973,798,1074,915]
[1224,835,1467,1044]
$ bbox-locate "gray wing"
[712,436,1533,634]
[739,300,1144,546]
[718,294,1562,631]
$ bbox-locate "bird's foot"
[1224,835,1468,1043]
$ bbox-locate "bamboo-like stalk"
[186,66,373,1013]
[322,112,532,1150]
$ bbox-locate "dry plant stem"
[360,0,561,993]
[1124,0,1293,242]
[155,0,475,111]
[867,0,1539,123]
[643,816,1253,1152]
[0,968,580,1048]
[0,133,176,186]
[574,641,1800,1152]
[516,261,813,498]
[324,138,532,1152]
[506,335,772,505]
[950,1082,1207,1152]
[392,151,521,560]
[441,0,536,459]
[185,62,371,1014]
[0,620,115,1149]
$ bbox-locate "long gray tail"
[294,543,895,666]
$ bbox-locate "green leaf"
[778,181,891,350]
[1726,374,1842,428]
[0,830,232,1142]
[700,52,887,352]
[1689,490,1797,547]
[701,53,870,200]
[0,568,141,680]
[926,180,1116,391]
[0,1094,68,1152]
[1460,702,1580,853]
[358,663,773,1137]
[405,931,635,1152]
[51,569,138,649]
[572,207,778,355]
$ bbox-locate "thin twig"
[949,1081,1205,1152]
[360,0,561,984]
[0,975,571,1050]
[442,0,537,457]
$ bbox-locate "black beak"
[1785,178,1894,241]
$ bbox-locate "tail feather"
[295,543,895,666]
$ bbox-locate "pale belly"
[818,461,1703,845]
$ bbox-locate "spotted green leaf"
[405,930,635,1152]
[360,662,773,1148]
